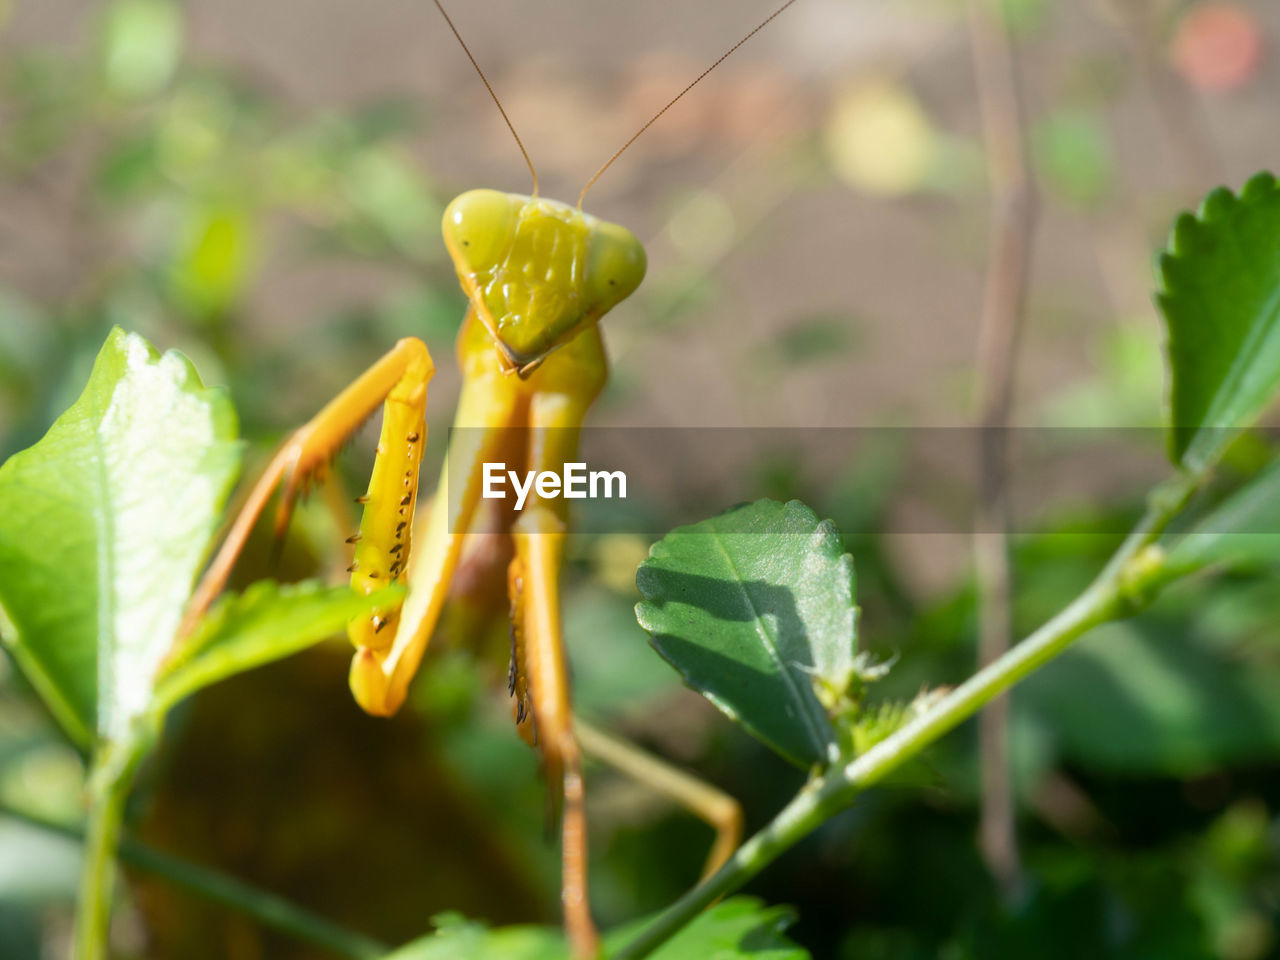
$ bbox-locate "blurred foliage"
[1,0,1279,959]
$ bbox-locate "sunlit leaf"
[0,328,239,745]
[381,897,809,960]
[152,580,402,714]
[635,500,857,768]
[1158,173,1280,472]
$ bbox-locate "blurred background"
[2,0,1280,957]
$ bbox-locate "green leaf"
[0,819,81,904]
[635,500,857,769]
[1159,172,1280,472]
[1022,620,1280,775]
[381,914,562,960]
[100,0,183,99]
[169,203,258,321]
[152,580,403,714]
[382,898,809,960]
[1161,456,1280,576]
[0,328,239,746]
[615,897,808,960]
[1033,109,1112,207]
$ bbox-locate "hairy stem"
[612,474,1197,960]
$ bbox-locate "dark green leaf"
[0,328,239,745]
[1159,172,1280,471]
[1022,620,1280,775]
[635,500,857,768]
[153,580,403,714]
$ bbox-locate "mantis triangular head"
[442,189,647,377]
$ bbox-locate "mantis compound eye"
[442,188,520,277]
[583,221,646,318]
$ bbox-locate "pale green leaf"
[0,328,239,745]
[153,580,403,714]
[381,898,809,960]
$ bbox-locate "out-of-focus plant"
[3,140,1280,960]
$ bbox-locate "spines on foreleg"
[348,344,432,652]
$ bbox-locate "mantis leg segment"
[574,719,744,881]
[349,361,523,716]
[507,558,536,745]
[510,385,601,959]
[179,338,433,641]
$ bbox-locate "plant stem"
[612,474,1197,960]
[72,766,130,960]
[3,802,388,960]
[967,0,1037,891]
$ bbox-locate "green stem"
[612,473,1199,960]
[72,766,130,960]
[4,803,388,960]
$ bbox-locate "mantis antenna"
[577,0,799,208]
[432,0,539,197]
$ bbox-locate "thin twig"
[967,0,1037,895]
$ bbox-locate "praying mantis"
[179,1,797,955]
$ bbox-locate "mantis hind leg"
[179,338,434,640]
[573,720,743,882]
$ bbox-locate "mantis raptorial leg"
[178,337,434,643]
[177,3,797,956]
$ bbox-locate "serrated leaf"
[0,328,239,745]
[1158,172,1280,472]
[635,500,857,769]
[381,898,809,960]
[153,580,403,714]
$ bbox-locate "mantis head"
[442,189,646,377]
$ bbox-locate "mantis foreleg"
[350,311,524,715]
[179,337,433,641]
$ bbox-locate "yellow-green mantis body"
[181,2,796,955]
